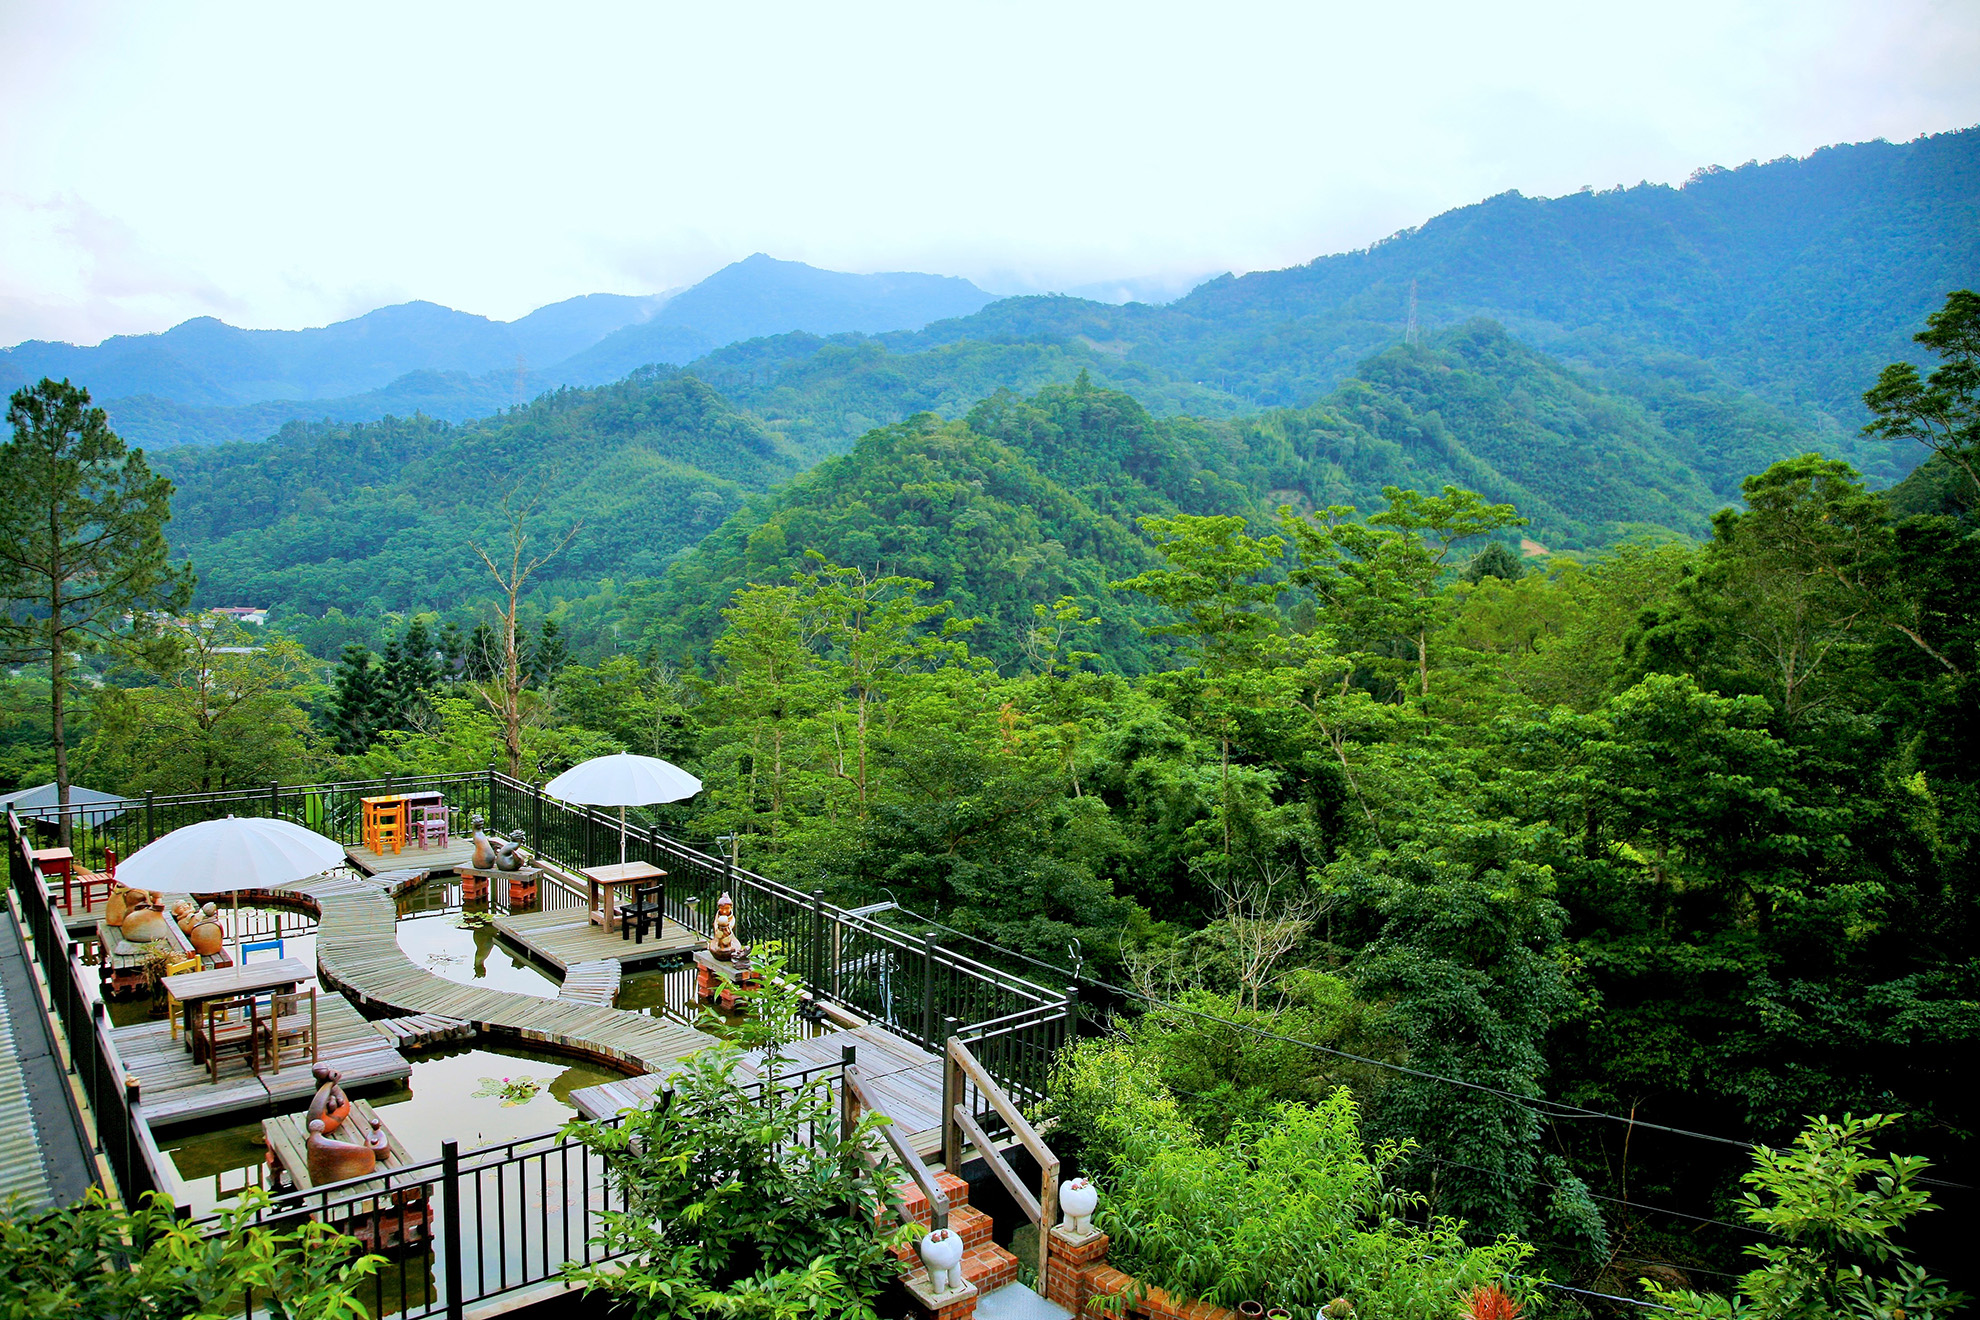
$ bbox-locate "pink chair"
[414,802,450,849]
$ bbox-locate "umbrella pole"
[620,806,627,866]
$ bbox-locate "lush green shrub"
[0,1187,379,1319]
[1048,1039,1533,1316]
[1647,1113,1965,1320]
[560,1040,911,1320]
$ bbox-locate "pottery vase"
[1239,1305,1265,1319]
[1059,1176,1099,1234]
[918,1227,966,1295]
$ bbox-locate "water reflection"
[392,878,558,998]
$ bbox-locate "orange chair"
[372,801,405,855]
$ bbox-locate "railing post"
[942,1021,962,1173]
[124,1075,140,1195]
[809,890,825,996]
[839,1044,858,1143]
[144,791,156,845]
[921,931,937,1049]
[532,784,543,857]
[269,780,279,819]
[442,1139,464,1320]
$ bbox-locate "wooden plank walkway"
[292,872,710,1075]
[568,1022,945,1151]
[558,960,621,1007]
[111,990,409,1128]
[372,1013,473,1050]
[492,907,700,973]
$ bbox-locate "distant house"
[210,607,269,626]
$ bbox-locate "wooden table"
[30,847,75,911]
[166,957,311,1056]
[579,861,665,933]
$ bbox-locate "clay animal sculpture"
[171,900,198,933]
[470,824,529,872]
[105,885,159,928]
[189,912,226,957]
[307,1065,354,1134]
[305,1115,389,1185]
[118,898,173,944]
[918,1227,966,1295]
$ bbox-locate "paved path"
[276,872,709,1075]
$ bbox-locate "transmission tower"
[1405,279,1419,347]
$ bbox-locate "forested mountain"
[159,322,1839,631]
[157,368,798,614]
[895,127,1980,432]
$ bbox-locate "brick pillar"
[1045,1224,1112,1315]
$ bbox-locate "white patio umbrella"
[117,817,346,946]
[543,753,702,864]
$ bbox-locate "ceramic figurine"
[171,900,198,933]
[1060,1176,1099,1234]
[118,895,173,943]
[305,1115,389,1185]
[918,1227,966,1295]
[708,892,742,962]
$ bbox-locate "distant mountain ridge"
[0,255,997,439]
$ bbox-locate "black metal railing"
[4,809,175,1203]
[188,1055,849,1320]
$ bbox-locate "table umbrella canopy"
[544,754,702,864]
[115,816,346,894]
[545,754,702,808]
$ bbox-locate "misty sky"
[3,0,1977,347]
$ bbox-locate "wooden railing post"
[942,1029,963,1173]
[839,1044,858,1143]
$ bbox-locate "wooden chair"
[372,802,406,855]
[163,956,203,1042]
[414,802,449,849]
[203,995,265,1081]
[264,987,318,1073]
[619,882,665,944]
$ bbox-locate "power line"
[881,904,1972,1191]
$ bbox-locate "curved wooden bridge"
[271,872,709,1075]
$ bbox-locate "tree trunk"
[50,597,70,849]
[1418,628,1430,698]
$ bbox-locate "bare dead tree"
[1205,856,1325,1011]
[468,495,581,777]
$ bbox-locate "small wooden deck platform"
[372,1013,473,1050]
[291,872,710,1075]
[263,1098,434,1255]
[113,991,410,1129]
[346,839,475,876]
[492,907,700,974]
[568,1022,945,1152]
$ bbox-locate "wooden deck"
[290,872,711,1074]
[112,991,410,1129]
[492,907,700,973]
[568,1022,946,1152]
[346,838,475,876]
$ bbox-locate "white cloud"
[2,0,1975,345]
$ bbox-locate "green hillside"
[158,367,799,614]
